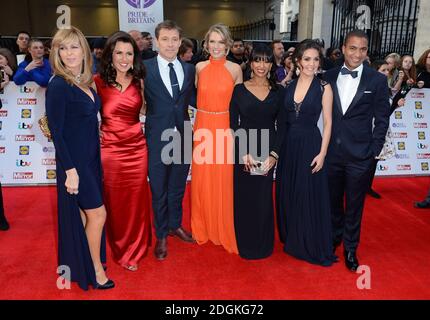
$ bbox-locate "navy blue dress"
[276,77,337,266]
[46,76,106,290]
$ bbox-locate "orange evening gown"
[94,75,152,269]
[191,57,238,254]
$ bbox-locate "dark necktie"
[168,62,180,101]
[340,67,358,79]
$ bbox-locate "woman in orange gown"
[95,31,151,271]
[191,24,243,254]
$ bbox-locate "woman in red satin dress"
[95,31,151,271]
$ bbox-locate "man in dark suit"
[323,30,390,271]
[143,20,196,260]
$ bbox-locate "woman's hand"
[406,78,415,86]
[310,153,325,174]
[242,154,258,172]
[261,156,277,172]
[0,73,9,89]
[1,65,13,77]
[65,168,79,195]
[397,98,406,107]
[25,59,43,72]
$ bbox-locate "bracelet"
[270,151,279,160]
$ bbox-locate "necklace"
[75,73,82,84]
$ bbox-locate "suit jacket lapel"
[331,67,343,115]
[345,65,368,115]
[149,57,174,100]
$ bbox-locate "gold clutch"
[38,114,52,139]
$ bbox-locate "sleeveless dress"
[191,57,238,254]
[276,77,337,266]
[94,75,152,269]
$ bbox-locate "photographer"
[13,38,52,87]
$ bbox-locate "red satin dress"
[94,75,151,269]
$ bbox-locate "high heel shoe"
[96,279,115,290]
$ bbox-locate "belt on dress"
[197,108,229,115]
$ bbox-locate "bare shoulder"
[196,60,210,73]
[225,60,241,73]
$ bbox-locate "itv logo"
[18,122,33,129]
[16,159,31,167]
[414,112,425,119]
[19,86,35,94]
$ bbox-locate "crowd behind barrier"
[1,82,430,185]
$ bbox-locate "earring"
[267,72,270,79]
[131,64,134,70]
[250,70,254,78]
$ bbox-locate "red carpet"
[1,177,430,300]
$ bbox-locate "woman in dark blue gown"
[46,27,114,290]
[276,40,337,266]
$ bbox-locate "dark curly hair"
[99,31,145,89]
[249,43,278,90]
[293,39,324,71]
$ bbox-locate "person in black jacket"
[0,183,9,231]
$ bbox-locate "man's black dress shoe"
[168,227,195,243]
[414,200,430,209]
[96,279,115,290]
[367,188,381,199]
[154,238,167,260]
[344,250,359,272]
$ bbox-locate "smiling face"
[155,28,181,62]
[342,36,368,70]
[251,56,272,79]
[112,41,134,75]
[58,40,84,75]
[297,48,320,77]
[207,31,227,60]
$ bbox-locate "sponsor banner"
[118,0,163,37]
[377,88,430,176]
[1,85,429,183]
[0,82,55,184]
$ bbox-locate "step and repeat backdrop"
[0,82,429,185]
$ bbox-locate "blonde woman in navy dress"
[46,26,114,290]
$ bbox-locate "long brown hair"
[416,49,430,71]
[99,31,145,89]
[400,54,417,81]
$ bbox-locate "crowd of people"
[1,22,430,291]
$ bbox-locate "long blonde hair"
[50,26,93,87]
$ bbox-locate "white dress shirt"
[336,63,363,114]
[157,55,184,98]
